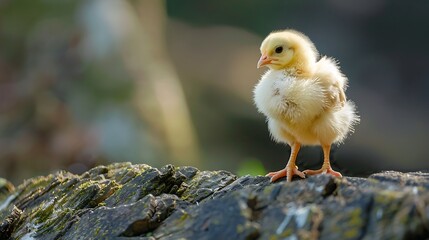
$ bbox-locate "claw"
[303,167,342,178]
[266,142,304,182]
[266,165,305,182]
[303,145,342,178]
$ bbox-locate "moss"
[236,224,244,233]
[33,200,55,224]
[17,175,55,195]
[178,211,189,222]
[77,180,96,190]
[348,208,362,224]
[344,228,359,238]
[279,229,293,238]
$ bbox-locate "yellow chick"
[254,30,359,182]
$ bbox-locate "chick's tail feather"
[315,100,360,145]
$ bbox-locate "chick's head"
[257,30,318,74]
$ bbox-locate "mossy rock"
[0,164,428,239]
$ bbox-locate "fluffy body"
[254,30,359,182]
[254,60,358,146]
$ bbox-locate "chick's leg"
[266,143,305,182]
[303,145,342,177]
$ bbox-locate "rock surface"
[0,163,428,240]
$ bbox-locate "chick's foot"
[266,165,305,182]
[303,166,342,178]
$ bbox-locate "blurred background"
[1,0,428,183]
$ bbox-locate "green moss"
[236,224,244,233]
[77,180,96,190]
[344,229,358,238]
[32,208,75,238]
[179,212,189,222]
[348,208,363,226]
[33,200,55,224]
[279,229,293,238]
[17,175,54,194]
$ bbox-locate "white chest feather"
[253,70,325,124]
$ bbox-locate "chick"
[253,30,359,182]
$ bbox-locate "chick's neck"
[282,51,315,78]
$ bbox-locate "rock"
[64,193,185,239]
[0,206,22,239]
[0,164,428,240]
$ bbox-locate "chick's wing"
[314,57,348,109]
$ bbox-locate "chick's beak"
[257,54,271,68]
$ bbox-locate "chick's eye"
[275,46,283,54]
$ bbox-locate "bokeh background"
[1,0,428,183]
